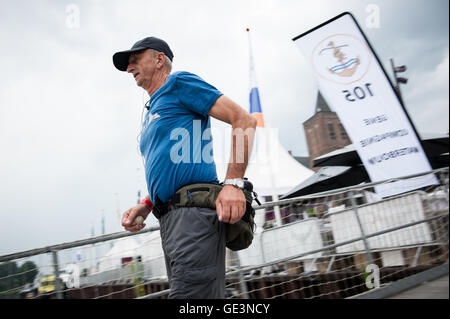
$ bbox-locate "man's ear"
[156,52,165,69]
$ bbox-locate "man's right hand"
[121,204,151,232]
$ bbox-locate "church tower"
[303,91,352,170]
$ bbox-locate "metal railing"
[1,167,448,299]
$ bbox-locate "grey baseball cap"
[113,37,174,71]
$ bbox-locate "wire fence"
[1,168,448,299]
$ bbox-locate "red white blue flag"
[247,28,265,127]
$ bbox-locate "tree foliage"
[0,261,38,298]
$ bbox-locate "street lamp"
[390,58,408,104]
[389,58,423,146]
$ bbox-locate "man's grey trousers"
[159,206,226,299]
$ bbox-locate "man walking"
[114,37,257,298]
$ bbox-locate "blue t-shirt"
[139,71,223,203]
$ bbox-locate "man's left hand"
[216,185,246,224]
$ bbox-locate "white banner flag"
[293,12,437,198]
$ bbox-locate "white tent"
[135,231,167,279]
[135,230,164,262]
[213,125,314,228]
[97,237,140,272]
[244,127,314,197]
[214,127,313,195]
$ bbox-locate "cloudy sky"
[0,0,448,257]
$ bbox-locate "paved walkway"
[386,275,449,299]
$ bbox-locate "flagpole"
[246,28,282,227]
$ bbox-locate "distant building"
[303,92,352,170]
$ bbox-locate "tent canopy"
[214,127,314,197]
[98,237,140,272]
[281,165,369,199]
[313,133,449,169]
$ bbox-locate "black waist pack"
[168,180,260,251]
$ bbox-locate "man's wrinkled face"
[126,49,156,88]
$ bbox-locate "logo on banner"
[312,34,371,85]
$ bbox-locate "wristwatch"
[223,178,245,190]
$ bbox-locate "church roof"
[315,91,332,113]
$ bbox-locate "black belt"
[151,182,219,219]
[152,193,181,220]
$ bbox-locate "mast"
[246,28,282,227]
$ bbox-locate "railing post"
[439,171,449,202]
[260,230,266,264]
[235,253,249,299]
[348,191,375,266]
[412,246,423,267]
[51,250,64,299]
[326,255,336,273]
